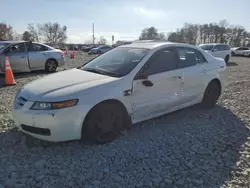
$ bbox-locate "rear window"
[199,45,214,51]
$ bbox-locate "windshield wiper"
[83,68,120,77]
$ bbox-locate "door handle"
[142,80,154,87]
[20,56,25,58]
[201,70,207,73]
[170,76,181,79]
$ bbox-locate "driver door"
[131,47,182,122]
[4,42,29,72]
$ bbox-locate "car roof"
[199,43,229,46]
[118,41,197,50]
[0,40,26,44]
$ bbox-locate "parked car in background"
[82,45,96,52]
[198,43,231,63]
[242,50,250,57]
[12,41,227,144]
[231,47,250,56]
[0,41,65,73]
[88,45,113,55]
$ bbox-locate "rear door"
[235,47,244,55]
[242,47,250,55]
[4,42,29,72]
[212,45,227,59]
[175,47,209,104]
[28,43,49,70]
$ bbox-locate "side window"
[176,47,198,68]
[223,45,230,50]
[219,45,225,51]
[8,43,26,53]
[145,48,178,75]
[226,45,230,50]
[213,45,220,51]
[195,50,207,63]
[29,44,48,52]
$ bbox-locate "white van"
[198,43,231,63]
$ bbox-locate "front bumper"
[57,57,66,67]
[12,99,91,142]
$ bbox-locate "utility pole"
[92,23,95,44]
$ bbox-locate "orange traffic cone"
[4,56,16,86]
[65,47,68,55]
[71,49,75,59]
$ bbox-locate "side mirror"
[212,48,218,52]
[136,72,148,80]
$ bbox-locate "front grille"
[16,96,27,107]
[21,124,51,136]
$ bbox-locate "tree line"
[0,22,67,45]
[140,20,250,47]
[1,19,249,47]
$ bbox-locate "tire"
[97,50,101,55]
[201,81,221,109]
[225,55,229,63]
[231,52,235,56]
[82,102,126,144]
[45,59,57,73]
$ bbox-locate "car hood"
[19,68,118,101]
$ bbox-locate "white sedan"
[12,41,228,144]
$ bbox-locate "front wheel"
[45,59,57,73]
[225,55,230,63]
[201,81,221,109]
[82,102,125,144]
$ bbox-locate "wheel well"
[81,99,131,137]
[208,78,221,95]
[46,58,58,67]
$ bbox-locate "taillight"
[57,51,64,56]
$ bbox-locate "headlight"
[30,99,79,110]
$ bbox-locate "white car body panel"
[231,47,250,56]
[12,42,228,142]
[199,43,231,60]
[242,50,250,57]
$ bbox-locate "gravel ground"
[0,54,250,188]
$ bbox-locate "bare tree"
[39,22,67,44]
[13,32,22,40]
[0,22,13,40]
[139,27,159,40]
[158,32,166,40]
[22,31,33,41]
[27,24,40,42]
[98,36,107,44]
[167,20,250,47]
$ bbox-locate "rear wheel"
[82,102,126,144]
[201,81,221,109]
[225,55,230,63]
[45,59,57,73]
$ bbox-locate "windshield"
[199,44,214,51]
[82,47,149,77]
[0,43,10,50]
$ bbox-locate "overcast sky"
[1,0,250,43]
